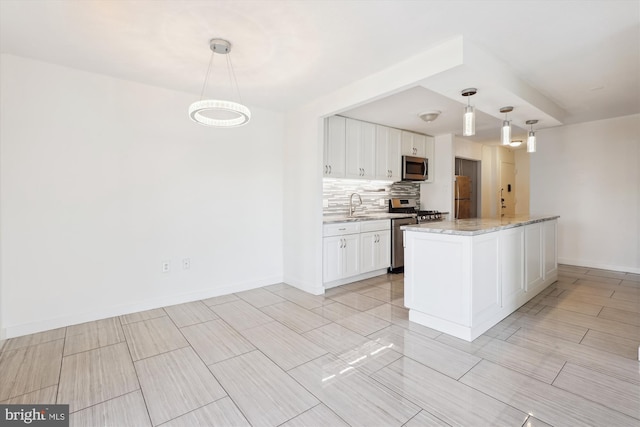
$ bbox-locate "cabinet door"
[346,119,376,179]
[342,233,360,278]
[375,126,401,180]
[401,131,414,156]
[525,223,544,292]
[375,230,391,269]
[360,231,377,273]
[413,133,427,158]
[423,136,434,182]
[324,116,346,177]
[500,227,525,307]
[543,220,558,278]
[323,236,344,283]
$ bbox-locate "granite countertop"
[323,212,415,223]
[401,215,559,236]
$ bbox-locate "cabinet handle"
[324,165,328,174]
[339,238,344,249]
[329,165,332,174]
[343,239,347,248]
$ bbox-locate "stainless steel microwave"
[402,155,428,181]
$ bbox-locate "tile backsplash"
[323,179,420,215]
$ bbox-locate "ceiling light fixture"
[526,120,538,153]
[418,110,441,123]
[509,140,522,148]
[189,38,250,128]
[500,106,513,146]
[461,88,477,136]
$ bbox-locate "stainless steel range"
[388,198,445,273]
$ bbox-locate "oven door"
[402,156,428,181]
[390,216,417,272]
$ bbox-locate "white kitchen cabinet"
[323,116,346,177]
[543,220,558,279]
[345,118,376,179]
[525,223,544,292]
[401,130,427,157]
[375,125,401,181]
[500,227,525,307]
[323,223,360,283]
[360,220,391,273]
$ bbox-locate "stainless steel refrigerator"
[455,175,472,219]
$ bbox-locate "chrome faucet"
[349,193,363,217]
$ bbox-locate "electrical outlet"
[379,199,386,206]
[182,258,191,270]
[162,261,170,273]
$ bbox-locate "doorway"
[454,158,480,218]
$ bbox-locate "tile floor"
[0,265,639,426]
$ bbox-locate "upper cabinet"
[323,116,346,178]
[375,125,401,181]
[323,116,434,182]
[345,118,376,179]
[401,131,426,157]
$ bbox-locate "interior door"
[500,162,516,216]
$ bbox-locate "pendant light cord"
[199,51,215,101]
[226,53,244,105]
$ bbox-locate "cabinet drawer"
[324,222,360,237]
[360,219,390,233]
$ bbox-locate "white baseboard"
[558,258,640,274]
[2,275,283,339]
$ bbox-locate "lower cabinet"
[323,220,390,287]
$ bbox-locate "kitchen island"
[402,215,559,341]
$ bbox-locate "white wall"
[421,134,454,214]
[514,150,530,215]
[530,114,640,273]
[0,54,284,338]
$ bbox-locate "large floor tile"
[69,390,151,427]
[368,325,481,380]
[64,317,125,356]
[270,286,332,309]
[135,347,226,426]
[240,321,326,371]
[3,328,66,352]
[536,306,640,341]
[334,311,390,336]
[0,385,57,405]
[160,397,250,427]
[235,287,285,308]
[586,268,629,280]
[289,354,420,427]
[579,328,640,359]
[201,293,239,307]
[209,300,274,331]
[365,304,442,338]
[329,292,386,311]
[280,404,349,427]
[163,301,218,327]
[122,316,189,361]
[0,339,63,401]
[598,306,640,326]
[434,333,493,355]
[58,342,139,413]
[373,357,527,427]
[358,286,402,303]
[552,362,640,420]
[311,302,360,321]
[209,350,318,427]
[180,319,255,365]
[119,308,167,325]
[507,327,640,386]
[538,294,604,316]
[260,301,331,333]
[404,410,452,427]
[302,323,369,355]
[475,338,566,383]
[460,360,638,426]
[337,339,402,376]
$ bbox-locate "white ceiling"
[1,0,638,143]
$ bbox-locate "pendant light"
[189,38,251,128]
[526,120,538,153]
[500,106,513,145]
[461,88,477,136]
